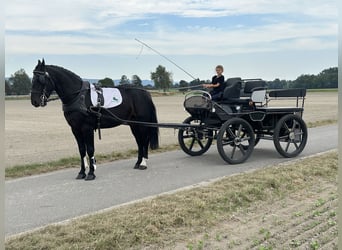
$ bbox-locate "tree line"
[5,66,338,96]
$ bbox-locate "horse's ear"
[42,58,45,66]
[38,59,41,65]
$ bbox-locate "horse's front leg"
[72,128,87,179]
[84,128,96,181]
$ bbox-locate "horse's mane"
[47,65,83,83]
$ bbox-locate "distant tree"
[289,67,337,89]
[9,69,31,95]
[5,79,12,95]
[131,75,142,87]
[98,77,115,87]
[316,67,338,88]
[267,78,285,89]
[119,75,130,85]
[178,80,189,91]
[188,79,206,90]
[151,65,172,92]
[292,74,316,89]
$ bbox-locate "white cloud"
[5,19,337,57]
[5,0,338,77]
[6,0,337,31]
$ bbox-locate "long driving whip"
[135,38,199,81]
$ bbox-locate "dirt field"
[174,179,337,249]
[5,92,337,168]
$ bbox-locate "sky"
[5,0,338,82]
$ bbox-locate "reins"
[89,105,201,129]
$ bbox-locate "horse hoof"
[85,173,96,181]
[76,173,86,179]
[139,165,147,170]
[133,164,140,169]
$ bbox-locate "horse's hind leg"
[140,127,150,170]
[131,125,151,170]
[72,128,87,179]
[130,125,147,170]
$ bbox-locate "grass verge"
[5,144,180,179]
[5,151,338,249]
[5,119,337,179]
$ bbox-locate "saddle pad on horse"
[90,84,122,108]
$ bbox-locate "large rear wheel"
[217,118,255,164]
[273,114,308,158]
[178,117,213,156]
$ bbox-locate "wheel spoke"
[222,139,234,146]
[283,122,291,132]
[237,124,243,137]
[278,135,289,140]
[227,127,236,138]
[231,145,237,158]
[196,138,204,149]
[238,145,246,155]
[240,136,251,143]
[285,141,290,152]
[189,138,195,150]
[293,141,299,149]
[294,130,304,138]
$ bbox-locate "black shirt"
[211,75,225,94]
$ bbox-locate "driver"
[203,65,225,101]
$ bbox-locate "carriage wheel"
[178,116,213,156]
[217,118,255,164]
[273,114,308,158]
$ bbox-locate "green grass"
[5,151,337,249]
[5,144,180,179]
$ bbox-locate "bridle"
[31,70,58,106]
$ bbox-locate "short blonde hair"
[216,65,224,71]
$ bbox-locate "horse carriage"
[178,78,308,164]
[31,60,308,180]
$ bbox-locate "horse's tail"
[149,100,159,150]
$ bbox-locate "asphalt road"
[5,125,337,237]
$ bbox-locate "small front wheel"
[178,117,213,156]
[217,118,255,164]
[273,114,308,158]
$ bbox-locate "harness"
[33,70,106,139]
[62,81,90,114]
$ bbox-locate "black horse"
[31,59,159,180]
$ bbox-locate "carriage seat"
[221,80,244,104]
[220,78,267,107]
[241,79,267,97]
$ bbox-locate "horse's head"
[31,59,55,107]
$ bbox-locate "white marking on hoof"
[91,156,97,170]
[141,158,148,167]
[83,157,89,169]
